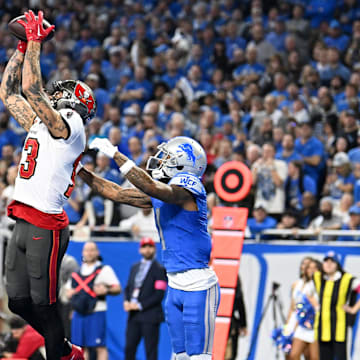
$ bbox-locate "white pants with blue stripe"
[165,283,220,356]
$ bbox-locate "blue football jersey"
[151,172,211,273]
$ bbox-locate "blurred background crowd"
[0,0,360,240]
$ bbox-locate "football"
[8,15,55,42]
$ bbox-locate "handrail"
[255,228,360,242]
[67,225,360,243]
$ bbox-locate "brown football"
[8,15,55,42]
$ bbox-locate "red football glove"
[16,40,27,54]
[17,10,55,43]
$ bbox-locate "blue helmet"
[146,136,207,180]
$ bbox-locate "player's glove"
[89,138,118,158]
[16,40,27,54]
[17,10,55,43]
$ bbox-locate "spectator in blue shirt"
[127,136,145,166]
[73,25,100,61]
[161,58,183,89]
[335,83,358,112]
[40,42,57,81]
[353,163,360,204]
[295,120,326,189]
[105,46,132,91]
[120,65,153,110]
[270,72,289,99]
[265,19,288,53]
[324,20,350,53]
[181,65,215,101]
[85,73,110,120]
[185,44,214,81]
[197,25,216,60]
[247,205,277,240]
[222,118,237,143]
[305,0,337,28]
[337,205,360,241]
[285,160,317,211]
[325,47,351,83]
[96,152,122,185]
[233,45,265,87]
[81,46,111,80]
[339,1,360,34]
[224,21,247,59]
[100,107,122,138]
[0,114,21,156]
[120,107,141,140]
[276,133,302,164]
[324,152,356,201]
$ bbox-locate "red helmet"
[50,80,97,122]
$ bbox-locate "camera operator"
[1,316,45,360]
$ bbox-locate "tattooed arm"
[0,49,36,132]
[78,167,153,208]
[113,153,195,207]
[22,42,69,139]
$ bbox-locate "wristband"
[17,40,27,54]
[119,159,135,175]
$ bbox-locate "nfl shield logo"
[223,215,234,229]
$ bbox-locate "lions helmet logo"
[178,143,201,166]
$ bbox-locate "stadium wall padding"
[67,241,360,360]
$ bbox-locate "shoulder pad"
[58,108,82,123]
[169,172,206,196]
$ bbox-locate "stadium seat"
[212,259,239,288]
[217,288,236,317]
[212,207,249,231]
[211,230,244,259]
[212,317,231,360]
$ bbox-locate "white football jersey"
[13,109,86,214]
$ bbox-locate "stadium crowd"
[0,0,360,240]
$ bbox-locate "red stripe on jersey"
[7,201,69,230]
[49,230,60,304]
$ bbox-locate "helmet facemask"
[146,143,183,180]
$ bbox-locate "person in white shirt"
[66,242,121,360]
[252,143,287,217]
[119,208,159,241]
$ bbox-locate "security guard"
[313,251,359,360]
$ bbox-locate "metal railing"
[67,225,360,244]
[255,229,360,243]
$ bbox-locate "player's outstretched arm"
[19,11,67,138]
[89,138,194,206]
[0,42,36,132]
[78,166,153,208]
